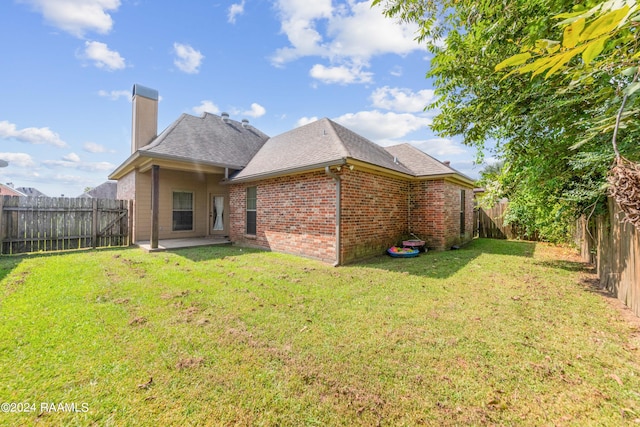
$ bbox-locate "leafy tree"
[495,0,640,229]
[372,0,638,239]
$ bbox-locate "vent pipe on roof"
[241,119,249,128]
[443,161,451,166]
[221,112,230,123]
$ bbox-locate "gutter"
[109,150,245,180]
[226,159,347,184]
[325,166,342,267]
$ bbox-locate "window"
[246,186,257,235]
[173,191,193,231]
[460,189,466,235]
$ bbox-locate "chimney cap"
[132,84,159,101]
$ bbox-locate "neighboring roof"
[16,187,47,197]
[140,113,269,168]
[78,181,117,199]
[231,118,414,181]
[0,184,26,197]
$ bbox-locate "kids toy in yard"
[402,239,426,252]
[387,246,419,258]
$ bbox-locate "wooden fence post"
[128,199,134,246]
[92,198,98,249]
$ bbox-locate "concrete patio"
[135,237,231,252]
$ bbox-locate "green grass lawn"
[1,239,639,426]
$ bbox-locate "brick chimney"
[131,84,158,153]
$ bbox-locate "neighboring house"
[78,181,118,199]
[15,187,47,197]
[109,85,475,265]
[0,184,26,197]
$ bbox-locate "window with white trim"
[173,191,193,231]
[246,187,257,235]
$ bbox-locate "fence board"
[477,201,538,241]
[577,198,640,317]
[0,196,129,255]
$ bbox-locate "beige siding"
[131,168,227,242]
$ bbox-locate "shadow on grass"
[168,245,265,262]
[536,259,589,272]
[353,238,537,279]
[0,246,144,283]
[0,256,23,283]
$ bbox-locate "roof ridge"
[323,118,350,158]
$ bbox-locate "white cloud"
[82,41,126,70]
[370,87,436,113]
[43,159,115,172]
[63,152,81,162]
[51,173,94,186]
[410,138,469,157]
[232,103,266,118]
[98,89,130,101]
[326,2,422,59]
[83,142,109,153]
[0,120,67,147]
[0,152,36,168]
[296,116,319,127]
[20,0,120,38]
[309,64,372,85]
[390,66,403,77]
[173,43,204,74]
[271,0,425,84]
[333,110,431,141]
[228,0,245,24]
[193,101,220,116]
[271,0,333,66]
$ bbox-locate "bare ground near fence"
[0,196,130,255]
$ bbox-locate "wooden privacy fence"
[476,201,537,240]
[0,196,131,255]
[576,198,640,317]
[477,201,517,239]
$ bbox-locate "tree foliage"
[373,0,640,241]
[496,0,640,230]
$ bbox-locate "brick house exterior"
[110,85,475,265]
[230,171,338,263]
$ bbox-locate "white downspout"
[325,166,341,266]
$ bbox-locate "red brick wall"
[340,169,409,263]
[410,179,474,250]
[229,171,338,263]
[229,169,474,263]
[410,180,444,249]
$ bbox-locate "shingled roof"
[230,118,414,181]
[78,181,117,199]
[140,113,269,169]
[384,144,466,177]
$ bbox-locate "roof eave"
[226,159,348,184]
[416,173,476,187]
[137,150,245,169]
[109,150,246,180]
[108,152,140,180]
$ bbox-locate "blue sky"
[0,0,486,197]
